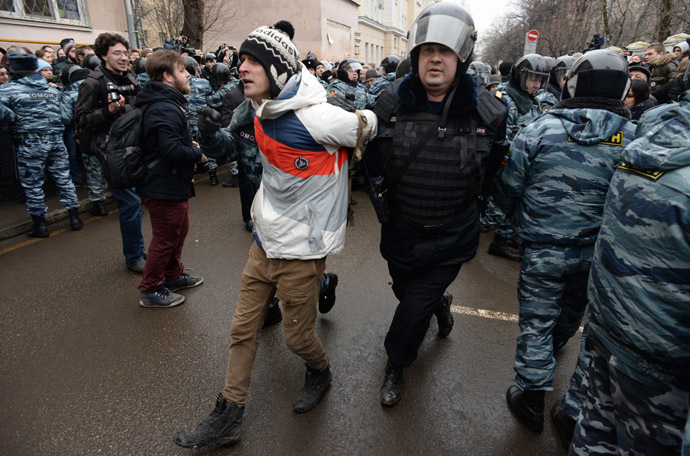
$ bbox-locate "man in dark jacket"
[74,33,147,273]
[367,3,481,407]
[136,50,207,308]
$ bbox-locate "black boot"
[380,360,403,406]
[434,291,454,337]
[209,170,219,186]
[506,385,545,432]
[174,393,244,448]
[262,301,282,328]
[553,336,568,353]
[89,200,107,216]
[488,234,522,261]
[68,208,83,231]
[27,214,49,238]
[293,364,332,413]
[318,272,339,314]
[551,400,577,450]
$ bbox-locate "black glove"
[198,107,222,136]
[327,91,356,113]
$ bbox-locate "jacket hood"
[621,90,690,170]
[547,108,630,145]
[134,80,187,108]
[16,73,50,89]
[255,68,326,119]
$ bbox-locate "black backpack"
[100,102,166,189]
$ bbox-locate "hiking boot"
[68,208,83,231]
[163,273,204,292]
[506,385,545,432]
[27,214,49,238]
[488,234,522,261]
[318,273,339,314]
[89,200,108,216]
[139,284,185,308]
[553,337,568,353]
[380,360,403,407]
[263,300,283,328]
[126,258,146,274]
[434,291,454,337]
[222,174,239,188]
[293,364,332,413]
[209,170,219,186]
[174,393,244,448]
[551,400,577,450]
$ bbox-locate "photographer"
[75,33,147,273]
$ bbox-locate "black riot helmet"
[82,54,100,71]
[133,57,147,75]
[468,60,491,86]
[551,56,576,89]
[562,49,631,101]
[184,56,199,77]
[509,54,550,94]
[380,55,400,74]
[211,62,230,85]
[395,57,411,79]
[336,58,363,87]
[409,2,477,76]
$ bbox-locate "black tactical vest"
[386,108,480,227]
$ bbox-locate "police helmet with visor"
[336,58,363,86]
[380,55,401,74]
[409,2,477,75]
[551,56,575,88]
[211,62,230,85]
[468,60,492,86]
[562,49,630,101]
[184,56,199,77]
[509,54,550,93]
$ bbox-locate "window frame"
[0,0,90,27]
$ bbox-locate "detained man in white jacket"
[175,20,378,449]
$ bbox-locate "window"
[0,0,89,26]
[394,37,397,49]
[365,43,369,63]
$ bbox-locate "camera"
[106,81,138,102]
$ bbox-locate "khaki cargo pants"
[223,241,328,406]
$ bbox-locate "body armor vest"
[386,109,480,227]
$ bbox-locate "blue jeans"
[111,188,145,263]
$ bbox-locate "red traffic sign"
[527,30,539,42]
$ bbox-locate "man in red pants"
[136,50,207,307]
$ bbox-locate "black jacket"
[74,66,139,155]
[135,81,202,200]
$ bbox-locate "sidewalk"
[0,165,230,242]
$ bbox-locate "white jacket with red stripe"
[251,68,378,260]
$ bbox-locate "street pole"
[123,0,138,49]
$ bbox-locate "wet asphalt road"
[0,179,579,455]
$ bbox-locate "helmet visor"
[519,69,549,94]
[411,14,475,63]
[344,61,363,72]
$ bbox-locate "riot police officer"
[327,58,375,110]
[368,54,400,98]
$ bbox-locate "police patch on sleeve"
[294,156,309,170]
[617,162,665,181]
[328,89,337,97]
[568,131,624,146]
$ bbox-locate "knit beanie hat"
[61,38,76,55]
[36,59,52,72]
[239,20,300,98]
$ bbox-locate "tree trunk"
[603,0,611,36]
[657,0,673,41]
[181,0,204,49]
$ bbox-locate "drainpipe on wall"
[123,0,138,49]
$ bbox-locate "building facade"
[0,0,128,51]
